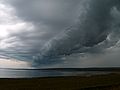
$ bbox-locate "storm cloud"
[0,0,120,68]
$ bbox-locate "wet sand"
[0,73,120,90]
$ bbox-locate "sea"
[0,68,114,78]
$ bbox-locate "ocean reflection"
[0,69,113,78]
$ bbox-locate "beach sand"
[0,73,120,90]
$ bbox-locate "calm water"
[0,69,113,78]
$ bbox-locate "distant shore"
[0,73,120,90]
[1,67,120,71]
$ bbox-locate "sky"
[0,0,120,68]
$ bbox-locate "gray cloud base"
[1,0,120,68]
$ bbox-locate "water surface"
[0,69,114,78]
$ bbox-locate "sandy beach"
[0,73,120,90]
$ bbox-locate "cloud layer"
[0,0,120,68]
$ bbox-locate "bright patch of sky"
[0,1,34,50]
[0,58,31,68]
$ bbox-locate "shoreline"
[0,73,120,90]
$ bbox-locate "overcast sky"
[0,0,120,68]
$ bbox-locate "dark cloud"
[33,0,120,66]
[6,0,81,26]
[1,0,120,68]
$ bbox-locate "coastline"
[0,73,120,90]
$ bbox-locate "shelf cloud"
[0,0,120,68]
